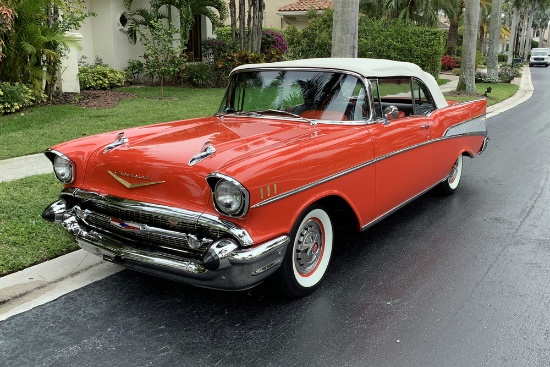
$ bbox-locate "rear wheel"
[438,155,463,195]
[272,205,333,297]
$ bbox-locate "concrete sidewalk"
[0,65,534,321]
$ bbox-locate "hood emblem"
[189,141,216,166]
[103,132,129,153]
[108,171,165,189]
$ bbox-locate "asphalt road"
[2,69,550,367]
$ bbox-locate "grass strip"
[0,87,225,160]
[0,174,77,276]
[444,82,519,106]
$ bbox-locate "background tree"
[457,0,480,93]
[332,0,360,57]
[507,1,521,63]
[487,0,504,79]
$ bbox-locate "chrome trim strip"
[251,122,487,208]
[69,189,255,247]
[360,176,447,232]
[444,114,487,137]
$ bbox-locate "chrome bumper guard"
[44,200,289,290]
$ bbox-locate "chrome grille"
[85,200,223,238]
[76,199,226,256]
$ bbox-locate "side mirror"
[383,105,399,125]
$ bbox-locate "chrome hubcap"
[294,219,323,276]
[448,159,459,183]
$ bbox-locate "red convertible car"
[42,58,488,297]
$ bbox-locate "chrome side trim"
[360,176,447,232]
[444,114,487,137]
[69,189,255,247]
[251,120,487,208]
[251,138,433,208]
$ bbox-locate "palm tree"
[487,0,504,79]
[332,0,360,57]
[457,0,481,93]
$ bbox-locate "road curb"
[0,250,123,321]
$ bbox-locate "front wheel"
[272,205,333,297]
[437,155,463,195]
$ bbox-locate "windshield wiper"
[254,109,303,119]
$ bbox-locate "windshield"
[218,70,369,122]
[533,51,547,56]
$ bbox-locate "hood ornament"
[189,141,216,166]
[103,132,128,153]
[108,171,165,189]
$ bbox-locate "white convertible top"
[234,58,448,108]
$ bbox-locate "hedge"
[284,9,447,77]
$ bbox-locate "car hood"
[78,115,330,211]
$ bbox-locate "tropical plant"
[124,0,227,51]
[0,0,93,99]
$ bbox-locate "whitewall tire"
[272,205,333,297]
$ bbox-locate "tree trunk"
[331,0,360,58]
[487,0,503,79]
[247,0,252,51]
[539,27,545,47]
[522,1,536,60]
[457,0,480,93]
[507,6,519,64]
[446,18,460,56]
[519,7,528,58]
[229,0,237,44]
[238,0,245,50]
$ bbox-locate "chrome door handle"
[420,124,430,129]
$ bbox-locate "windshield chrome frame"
[216,67,377,125]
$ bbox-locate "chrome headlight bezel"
[207,174,249,218]
[47,150,75,184]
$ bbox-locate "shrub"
[498,53,508,63]
[261,30,288,54]
[125,59,144,80]
[78,66,126,90]
[0,82,34,114]
[497,65,517,83]
[284,9,446,77]
[185,62,215,87]
[202,38,238,61]
[441,55,461,70]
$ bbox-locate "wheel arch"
[312,195,361,232]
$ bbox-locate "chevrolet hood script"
[108,171,165,189]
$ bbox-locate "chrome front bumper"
[43,200,289,291]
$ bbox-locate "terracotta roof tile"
[278,0,333,12]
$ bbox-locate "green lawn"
[0,86,225,160]
[444,82,519,106]
[0,174,77,276]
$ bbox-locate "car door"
[367,78,432,220]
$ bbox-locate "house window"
[118,11,129,31]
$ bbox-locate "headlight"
[53,155,74,183]
[214,180,244,215]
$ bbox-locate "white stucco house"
[58,0,331,93]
